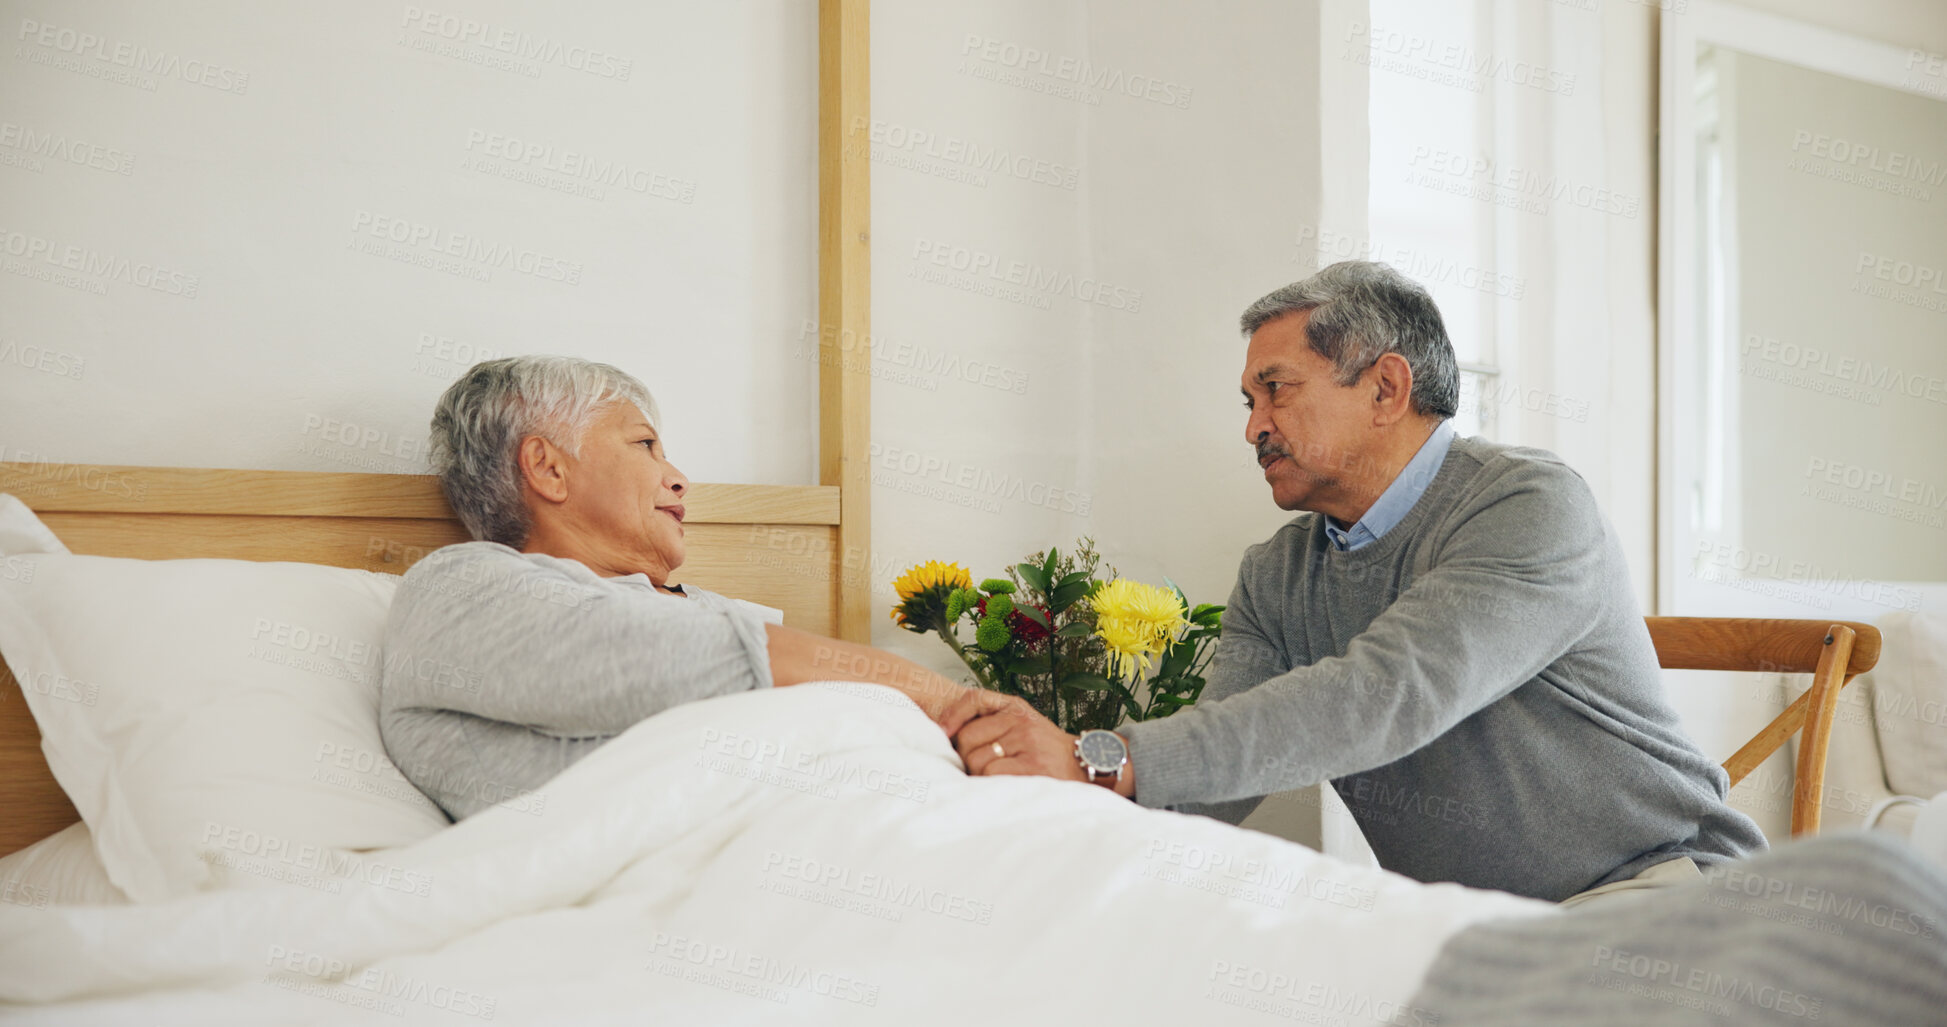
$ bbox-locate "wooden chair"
[1646,618,1882,837]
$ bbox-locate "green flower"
[980,578,1017,595]
[985,593,1015,620]
[976,613,1011,652]
[945,588,974,621]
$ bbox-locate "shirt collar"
[1324,420,1456,552]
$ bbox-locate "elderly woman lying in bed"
[379,355,969,820]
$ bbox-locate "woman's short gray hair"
[429,355,661,547]
[1238,261,1459,419]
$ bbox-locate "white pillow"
[0,494,67,556]
[0,553,451,902]
[1872,612,1947,799]
[0,822,126,907]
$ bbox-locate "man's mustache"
[1256,440,1291,465]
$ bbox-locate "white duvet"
[0,684,1550,1025]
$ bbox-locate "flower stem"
[939,625,1000,692]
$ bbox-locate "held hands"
[938,691,1136,798]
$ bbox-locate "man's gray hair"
[429,355,661,547]
[1238,261,1459,419]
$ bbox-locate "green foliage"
[909,536,1224,733]
[975,613,1011,652]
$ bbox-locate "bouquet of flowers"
[889,539,1223,734]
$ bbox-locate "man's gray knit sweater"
[1120,434,1766,902]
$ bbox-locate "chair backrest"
[1645,617,1881,837]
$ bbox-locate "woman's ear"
[517,436,571,504]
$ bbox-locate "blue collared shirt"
[1323,420,1456,552]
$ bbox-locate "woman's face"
[547,400,691,582]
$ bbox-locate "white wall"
[1,0,819,486]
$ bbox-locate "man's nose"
[1245,406,1273,447]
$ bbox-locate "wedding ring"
[990,741,1005,759]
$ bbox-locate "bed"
[0,466,1942,1026]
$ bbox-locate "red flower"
[976,597,1051,650]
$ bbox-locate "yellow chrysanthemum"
[889,560,973,630]
[1091,579,1187,683]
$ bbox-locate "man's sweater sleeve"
[381,546,774,737]
[1120,458,1609,809]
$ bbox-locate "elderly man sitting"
[945,261,1769,905]
[380,356,964,820]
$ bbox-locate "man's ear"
[1369,352,1416,427]
[517,436,571,504]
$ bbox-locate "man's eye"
[1265,382,1282,394]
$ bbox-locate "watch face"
[1077,730,1126,770]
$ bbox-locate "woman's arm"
[763,622,967,724]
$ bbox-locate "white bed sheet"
[0,683,1551,1025]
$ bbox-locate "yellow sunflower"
[1092,579,1188,683]
[889,560,973,632]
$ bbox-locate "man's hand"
[949,693,1088,783]
[942,692,1137,798]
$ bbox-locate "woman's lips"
[659,504,686,525]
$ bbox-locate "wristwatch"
[1074,730,1129,786]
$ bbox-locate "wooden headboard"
[0,461,859,857]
